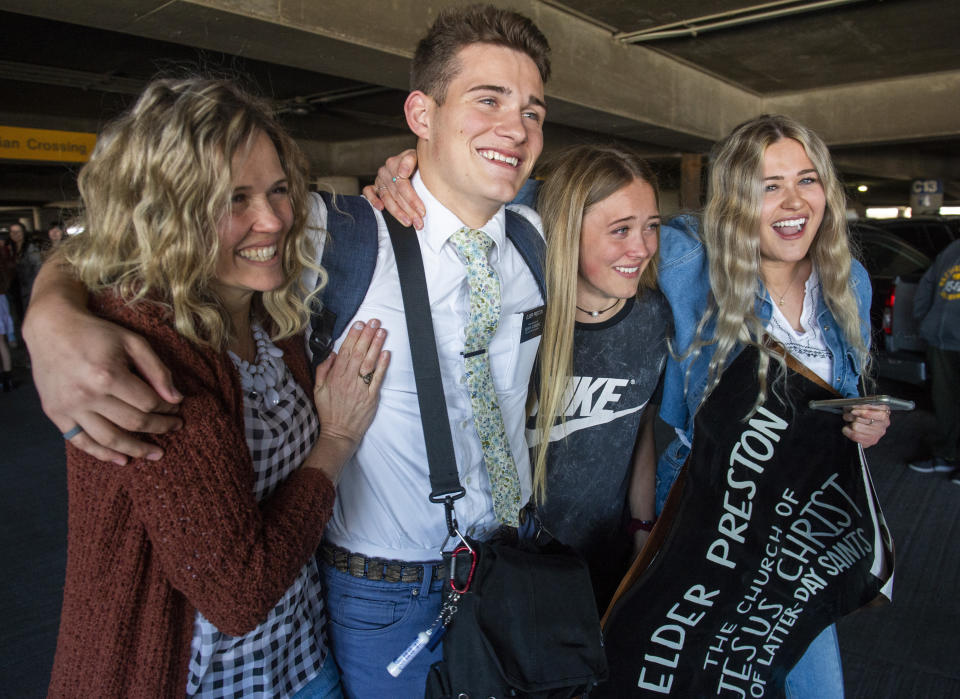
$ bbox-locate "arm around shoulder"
[24,257,183,463]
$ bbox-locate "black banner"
[598,346,893,697]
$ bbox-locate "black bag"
[425,507,608,698]
[383,214,608,699]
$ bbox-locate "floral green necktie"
[450,227,521,526]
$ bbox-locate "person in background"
[0,235,15,346]
[47,223,65,248]
[46,76,389,698]
[908,237,960,482]
[8,222,43,326]
[0,243,13,390]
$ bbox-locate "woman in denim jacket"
[653,115,890,698]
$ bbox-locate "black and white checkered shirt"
[186,337,328,698]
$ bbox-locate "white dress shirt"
[306,174,544,561]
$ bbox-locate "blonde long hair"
[694,114,867,411]
[532,144,659,501]
[63,77,323,349]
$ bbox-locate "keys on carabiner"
[388,549,476,678]
[426,618,448,651]
[389,538,481,677]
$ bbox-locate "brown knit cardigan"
[48,293,335,698]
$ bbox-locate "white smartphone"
[808,394,915,413]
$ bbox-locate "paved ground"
[833,381,960,698]
[1,359,957,697]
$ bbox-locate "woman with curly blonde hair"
[642,114,893,698]
[48,77,389,698]
[695,114,868,411]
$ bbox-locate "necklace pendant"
[576,299,620,318]
[266,386,280,406]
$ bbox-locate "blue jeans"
[321,561,445,698]
[291,655,344,698]
[784,624,845,698]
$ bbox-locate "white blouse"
[766,266,834,385]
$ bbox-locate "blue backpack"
[308,191,546,367]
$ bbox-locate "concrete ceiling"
[1,0,958,219]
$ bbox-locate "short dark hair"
[411,4,551,104]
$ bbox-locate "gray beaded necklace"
[229,325,284,406]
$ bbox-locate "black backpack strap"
[308,191,379,368]
[505,207,546,301]
[382,212,465,529]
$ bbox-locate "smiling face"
[8,224,24,245]
[409,42,545,227]
[758,137,825,272]
[577,178,660,311]
[211,130,292,318]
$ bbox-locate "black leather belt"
[320,543,447,583]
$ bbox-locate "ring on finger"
[869,418,874,425]
[359,370,374,385]
[63,424,84,440]
[392,175,406,183]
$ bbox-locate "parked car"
[850,219,953,384]
[852,224,931,324]
[876,275,928,383]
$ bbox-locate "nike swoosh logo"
[526,401,648,446]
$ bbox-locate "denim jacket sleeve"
[818,259,871,397]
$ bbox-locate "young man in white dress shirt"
[24,5,551,695]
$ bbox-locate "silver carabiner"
[453,526,473,553]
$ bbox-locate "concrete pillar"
[680,154,704,211]
[659,188,680,218]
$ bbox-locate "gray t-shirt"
[527,290,671,604]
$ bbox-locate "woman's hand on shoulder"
[311,319,389,478]
[841,404,891,448]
